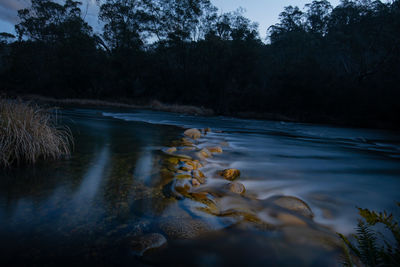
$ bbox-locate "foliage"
[338,204,400,266]
[0,0,399,128]
[15,0,93,42]
[0,99,73,167]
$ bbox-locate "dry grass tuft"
[0,99,73,168]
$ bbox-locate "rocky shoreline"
[129,127,346,261]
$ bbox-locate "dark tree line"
[0,0,399,128]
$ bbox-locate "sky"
[0,0,341,40]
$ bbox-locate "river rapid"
[0,107,399,266]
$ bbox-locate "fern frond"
[338,232,361,258]
[355,220,380,266]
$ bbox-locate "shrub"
[0,99,72,167]
[338,203,400,266]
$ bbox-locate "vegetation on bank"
[0,0,399,128]
[339,204,400,266]
[0,99,72,168]
[24,96,214,116]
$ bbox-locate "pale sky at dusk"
[0,0,342,39]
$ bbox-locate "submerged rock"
[227,182,246,195]
[198,148,212,158]
[220,141,229,147]
[192,170,206,183]
[179,162,194,172]
[163,179,192,199]
[166,147,177,153]
[180,138,195,146]
[181,146,196,151]
[175,174,192,179]
[131,233,167,256]
[158,218,213,239]
[268,196,314,219]
[276,213,307,226]
[192,178,201,187]
[183,159,202,170]
[218,169,241,181]
[207,146,223,153]
[184,129,202,140]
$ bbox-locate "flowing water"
[0,108,399,266]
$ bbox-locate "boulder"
[268,196,314,219]
[218,169,241,181]
[192,170,206,184]
[179,162,194,172]
[227,182,246,195]
[207,146,223,153]
[184,128,202,139]
[202,148,212,157]
[183,160,202,170]
[197,148,212,159]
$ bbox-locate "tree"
[268,6,305,43]
[304,0,333,35]
[99,0,145,50]
[0,33,16,44]
[141,0,217,42]
[207,9,259,41]
[15,0,93,43]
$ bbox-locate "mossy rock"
[218,169,241,181]
[207,146,223,153]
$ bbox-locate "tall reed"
[0,99,72,167]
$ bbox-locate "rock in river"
[207,146,223,153]
[198,148,212,158]
[268,195,314,219]
[218,169,241,181]
[227,182,246,195]
[131,233,167,256]
[165,147,177,153]
[184,128,202,139]
[159,218,213,240]
[192,170,206,183]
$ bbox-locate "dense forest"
[0,0,399,128]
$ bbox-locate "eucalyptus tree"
[268,6,305,43]
[304,0,333,36]
[15,0,93,43]
[140,0,217,42]
[99,0,146,50]
[209,9,259,41]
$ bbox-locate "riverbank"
[20,95,399,130]
[21,95,214,116]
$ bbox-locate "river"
[0,107,399,266]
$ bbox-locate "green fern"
[338,204,400,267]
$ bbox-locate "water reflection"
[133,149,154,184]
[0,107,399,265]
[73,145,110,205]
